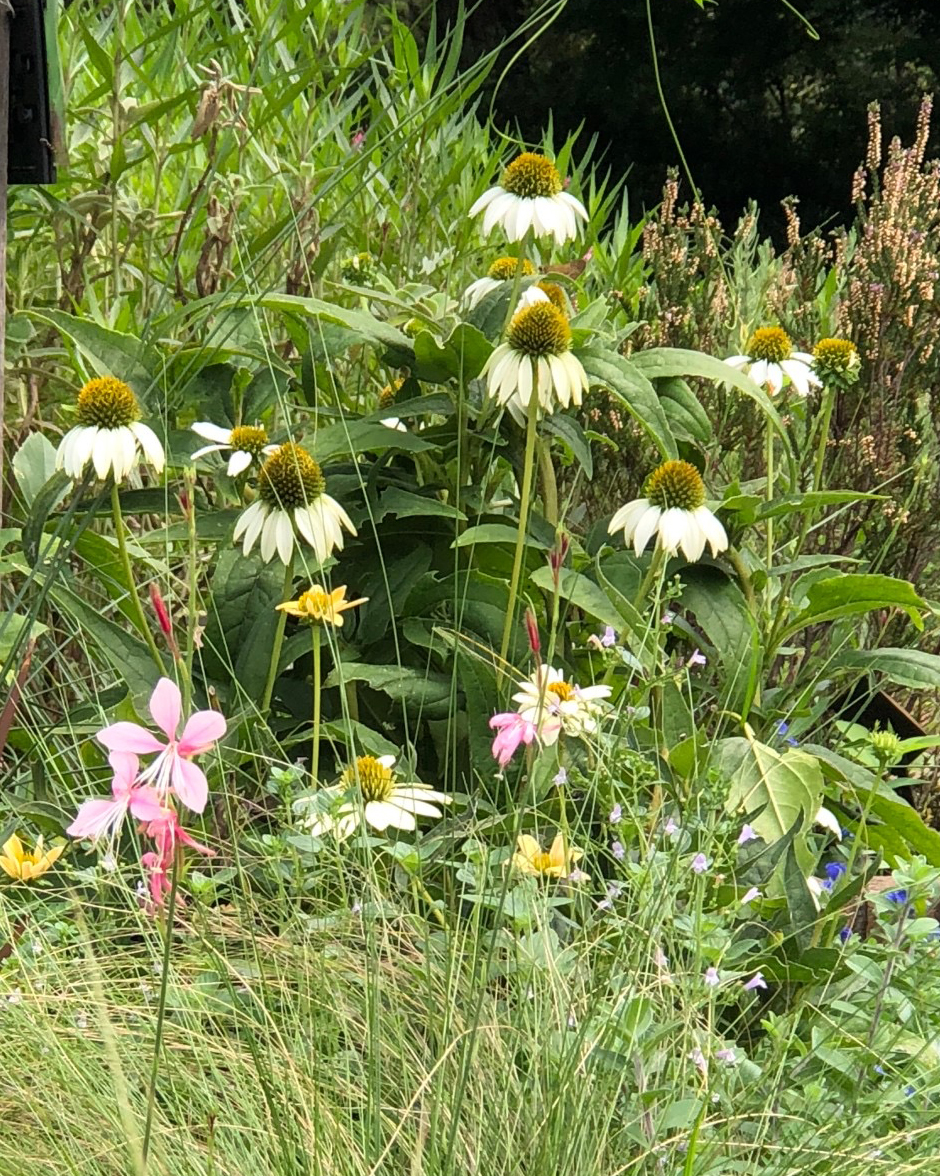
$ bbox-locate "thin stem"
[261,557,295,715]
[141,849,181,1169]
[765,418,775,579]
[499,381,540,677]
[111,482,164,674]
[633,545,665,611]
[311,627,322,782]
[794,379,836,558]
[183,470,199,712]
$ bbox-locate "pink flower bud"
[525,609,541,655]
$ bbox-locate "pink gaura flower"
[489,711,538,768]
[144,807,213,861]
[67,752,166,844]
[97,678,225,814]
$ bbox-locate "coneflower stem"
[499,381,539,679]
[111,482,164,674]
[311,628,322,782]
[764,419,775,583]
[537,439,558,528]
[261,557,295,715]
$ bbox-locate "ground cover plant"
[4,2,940,1174]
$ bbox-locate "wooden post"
[0,2,11,523]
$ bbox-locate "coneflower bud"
[525,609,541,655]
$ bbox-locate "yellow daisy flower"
[275,585,368,626]
[0,834,63,882]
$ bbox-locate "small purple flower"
[601,625,617,648]
[740,886,761,905]
[825,861,847,883]
[738,823,758,846]
[597,881,623,910]
[715,1047,737,1064]
[664,817,679,836]
[609,803,622,824]
[886,889,909,905]
[688,1047,707,1075]
[704,966,720,987]
[661,610,676,626]
[905,1085,916,1097]
[686,649,707,668]
[553,766,568,786]
[691,852,709,875]
[743,971,767,991]
[611,840,625,861]
[839,925,853,943]
[873,1064,886,1076]
[776,721,798,747]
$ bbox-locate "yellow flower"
[275,585,368,626]
[511,832,587,880]
[0,834,63,882]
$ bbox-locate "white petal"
[377,755,396,769]
[749,360,768,388]
[632,504,662,556]
[190,443,226,461]
[609,497,648,540]
[70,426,98,478]
[365,801,414,832]
[468,186,500,218]
[678,512,707,562]
[815,806,842,840]
[393,798,443,818]
[117,427,138,480]
[259,511,280,562]
[509,197,534,241]
[191,422,232,443]
[92,429,116,479]
[693,506,729,556]
[548,353,570,407]
[482,191,517,236]
[517,354,533,407]
[130,422,165,472]
[657,507,689,557]
[780,359,811,398]
[227,449,253,477]
[557,190,588,221]
[724,355,749,368]
[765,363,783,395]
[275,512,295,566]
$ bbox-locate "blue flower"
[776,721,798,747]
[886,889,909,905]
[905,1085,916,1098]
[823,861,847,890]
[839,925,853,943]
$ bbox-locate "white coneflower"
[512,664,612,745]
[724,326,820,398]
[481,299,588,423]
[469,153,588,245]
[463,256,537,310]
[56,377,165,482]
[233,442,355,566]
[190,422,278,476]
[608,460,728,562]
[298,755,451,839]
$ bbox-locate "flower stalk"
[499,375,540,677]
[111,482,164,674]
[262,557,295,714]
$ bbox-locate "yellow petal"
[0,856,21,879]
[42,845,64,870]
[2,835,24,864]
[548,832,567,867]
[515,834,541,863]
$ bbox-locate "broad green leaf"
[529,566,623,630]
[202,550,284,702]
[22,472,77,567]
[454,523,550,550]
[49,586,160,704]
[308,419,436,461]
[0,614,49,683]
[324,662,452,714]
[31,310,161,404]
[247,293,414,360]
[542,412,594,478]
[867,789,940,866]
[782,838,819,953]
[630,346,791,450]
[657,377,711,445]
[578,347,676,460]
[680,567,760,718]
[785,574,925,635]
[718,735,822,844]
[12,434,59,508]
[412,324,492,383]
[373,487,465,523]
[833,647,940,690]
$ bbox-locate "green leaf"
[578,347,676,460]
[411,324,492,383]
[308,419,436,461]
[833,647,940,690]
[22,472,75,567]
[246,293,414,361]
[756,490,884,521]
[49,585,160,704]
[782,838,819,953]
[542,413,593,478]
[30,310,161,404]
[630,346,790,448]
[786,574,925,635]
[657,377,711,445]
[454,523,550,550]
[201,550,285,702]
[323,662,452,715]
[12,433,59,508]
[373,487,466,522]
[867,789,940,866]
[529,566,623,630]
[718,735,823,844]
[680,567,760,718]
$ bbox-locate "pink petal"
[98,722,165,756]
[172,756,209,814]
[178,709,226,755]
[149,677,182,740]
[127,786,168,822]
[108,751,140,794]
[67,797,125,840]
[176,826,214,856]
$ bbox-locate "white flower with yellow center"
[56,377,165,482]
[482,299,588,424]
[463,256,536,310]
[190,422,278,476]
[299,755,451,840]
[233,442,355,566]
[609,460,728,562]
[724,326,820,398]
[470,153,588,245]
[512,664,612,745]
